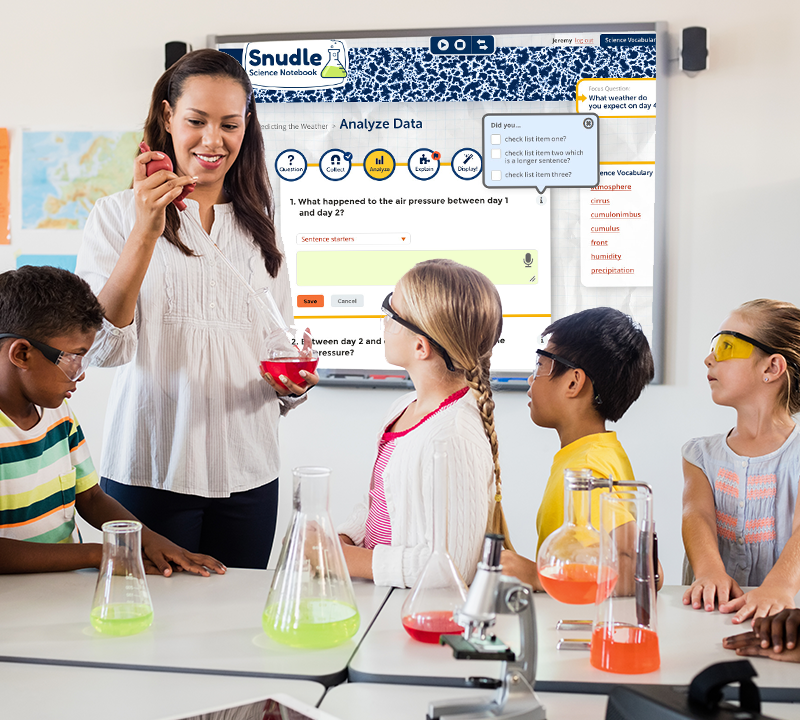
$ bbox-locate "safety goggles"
[381,293,456,372]
[0,333,94,382]
[533,349,602,404]
[710,331,780,362]
[533,349,582,379]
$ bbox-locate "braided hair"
[397,259,513,549]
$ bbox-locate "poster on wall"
[215,24,667,385]
[21,131,139,230]
[0,129,9,244]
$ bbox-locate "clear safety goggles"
[532,348,602,405]
[532,348,579,379]
[710,331,779,362]
[380,292,456,372]
[0,333,95,381]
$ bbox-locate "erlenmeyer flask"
[263,467,360,648]
[590,486,660,673]
[401,442,468,643]
[90,521,153,636]
[537,469,604,604]
[321,47,347,78]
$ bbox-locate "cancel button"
[332,294,364,308]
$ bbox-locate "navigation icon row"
[274,148,482,182]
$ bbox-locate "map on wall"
[22,131,139,230]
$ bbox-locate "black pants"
[100,477,279,570]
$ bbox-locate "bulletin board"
[212,23,667,388]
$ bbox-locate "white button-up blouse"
[77,191,300,498]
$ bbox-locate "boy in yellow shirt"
[501,307,655,588]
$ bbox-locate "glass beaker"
[537,469,605,604]
[401,442,468,643]
[590,486,660,674]
[90,521,154,636]
[263,467,360,648]
[321,46,347,78]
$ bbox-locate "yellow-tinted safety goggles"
[710,331,778,362]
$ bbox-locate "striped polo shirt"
[0,403,99,544]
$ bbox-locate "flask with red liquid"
[537,469,616,604]
[590,485,660,674]
[401,442,468,644]
[252,287,318,391]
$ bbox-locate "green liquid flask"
[263,467,360,648]
[90,521,154,636]
[320,48,347,79]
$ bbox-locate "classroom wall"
[2,0,798,580]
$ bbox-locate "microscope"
[427,534,547,720]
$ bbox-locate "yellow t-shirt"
[535,431,635,555]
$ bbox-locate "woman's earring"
[764,377,770,383]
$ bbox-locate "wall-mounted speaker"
[165,41,192,70]
[680,27,708,73]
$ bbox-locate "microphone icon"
[523,252,533,267]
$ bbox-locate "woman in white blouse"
[77,49,317,569]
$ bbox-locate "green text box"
[297,250,538,286]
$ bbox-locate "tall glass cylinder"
[90,521,154,636]
[537,469,603,604]
[590,487,660,673]
[263,467,360,648]
[401,442,469,643]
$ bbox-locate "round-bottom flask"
[537,469,608,604]
[90,521,154,636]
[401,443,468,643]
[263,467,360,648]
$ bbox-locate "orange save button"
[297,294,324,308]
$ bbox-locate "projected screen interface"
[218,30,658,378]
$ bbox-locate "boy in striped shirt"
[0,266,224,576]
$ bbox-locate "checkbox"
[491,149,501,159]
[491,170,501,181]
[491,134,501,145]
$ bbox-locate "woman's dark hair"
[544,307,654,422]
[142,49,282,277]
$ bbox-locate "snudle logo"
[243,40,348,90]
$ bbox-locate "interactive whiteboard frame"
[210,22,668,389]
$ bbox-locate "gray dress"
[682,426,800,586]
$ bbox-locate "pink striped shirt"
[364,387,470,550]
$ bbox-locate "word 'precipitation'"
[340,119,423,131]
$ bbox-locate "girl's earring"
[764,377,770,383]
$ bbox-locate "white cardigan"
[338,390,494,587]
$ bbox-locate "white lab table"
[348,587,800,701]
[0,568,389,686]
[320,682,800,720]
[0,661,324,720]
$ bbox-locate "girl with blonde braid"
[338,259,508,587]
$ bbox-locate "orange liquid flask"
[537,469,604,604]
[590,624,660,674]
[591,486,660,674]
